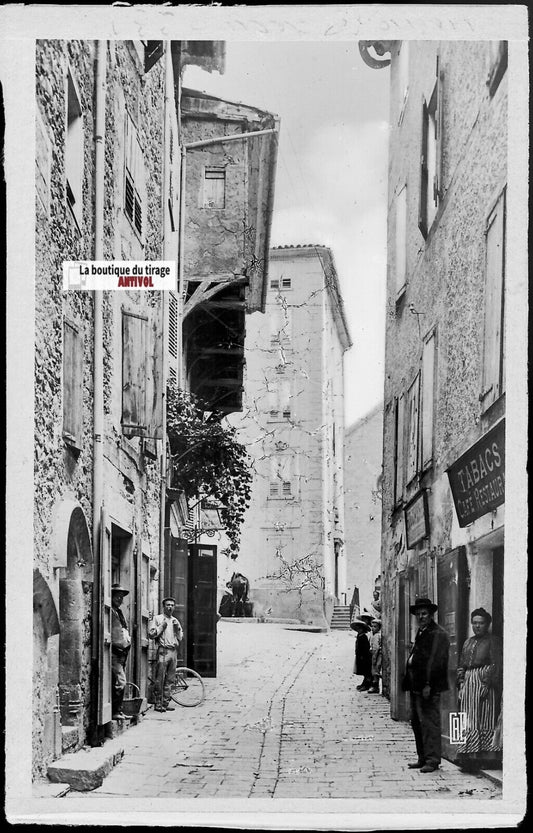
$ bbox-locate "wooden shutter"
[435,57,444,202]
[395,185,407,292]
[97,506,112,725]
[421,330,437,470]
[481,190,506,408]
[406,375,420,483]
[122,309,147,436]
[418,99,429,237]
[63,319,83,448]
[394,394,405,505]
[145,309,164,439]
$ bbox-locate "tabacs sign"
[447,419,505,528]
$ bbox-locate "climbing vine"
[166,385,253,558]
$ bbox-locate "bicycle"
[147,666,205,708]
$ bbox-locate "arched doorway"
[54,502,93,749]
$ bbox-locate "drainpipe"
[90,39,106,744]
[159,41,172,605]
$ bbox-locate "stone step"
[47,739,124,791]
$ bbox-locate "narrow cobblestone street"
[59,622,501,803]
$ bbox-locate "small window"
[488,41,508,96]
[281,278,292,289]
[63,319,84,449]
[203,168,225,208]
[270,279,280,290]
[66,69,83,228]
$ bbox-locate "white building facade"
[227,245,352,627]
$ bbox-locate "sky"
[185,42,390,427]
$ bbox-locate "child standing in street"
[368,618,382,694]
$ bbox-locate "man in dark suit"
[402,598,450,773]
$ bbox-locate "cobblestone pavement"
[63,622,501,801]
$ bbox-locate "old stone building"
[361,40,508,764]
[344,403,383,615]
[33,38,277,779]
[228,245,352,627]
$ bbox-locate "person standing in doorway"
[111,583,132,720]
[367,618,382,693]
[456,608,503,771]
[149,597,184,712]
[402,598,450,773]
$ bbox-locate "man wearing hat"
[350,616,372,691]
[402,598,450,772]
[149,597,184,712]
[111,583,132,720]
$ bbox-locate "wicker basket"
[122,682,143,716]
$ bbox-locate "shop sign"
[404,490,429,549]
[446,419,505,527]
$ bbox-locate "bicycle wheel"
[170,667,205,707]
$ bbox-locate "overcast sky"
[185,42,390,427]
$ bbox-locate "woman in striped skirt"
[456,608,503,770]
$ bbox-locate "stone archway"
[55,502,93,744]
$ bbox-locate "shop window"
[66,68,83,229]
[421,328,437,470]
[203,168,226,208]
[397,41,409,125]
[488,41,508,96]
[481,188,506,410]
[122,309,148,436]
[124,112,145,239]
[393,393,405,506]
[395,184,408,297]
[418,57,443,238]
[62,319,84,449]
[406,374,420,484]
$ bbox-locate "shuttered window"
[481,189,506,409]
[66,69,83,228]
[124,113,145,238]
[63,319,84,448]
[269,455,296,499]
[393,394,405,506]
[122,309,147,435]
[395,184,407,295]
[268,379,292,420]
[419,57,443,238]
[421,330,437,470]
[406,374,420,484]
[488,41,508,96]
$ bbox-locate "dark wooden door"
[396,571,410,721]
[187,544,217,677]
[169,535,188,667]
[436,546,468,761]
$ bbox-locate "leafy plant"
[166,385,252,558]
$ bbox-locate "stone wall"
[381,41,507,699]
[33,39,167,778]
